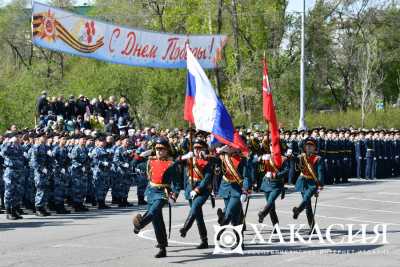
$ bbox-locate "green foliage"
[0,0,399,133]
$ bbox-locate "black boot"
[124,198,133,207]
[6,208,19,220]
[196,221,208,249]
[258,204,271,223]
[306,210,315,234]
[14,206,25,218]
[79,203,89,212]
[270,208,279,234]
[179,215,196,238]
[98,200,111,210]
[154,247,166,258]
[112,196,118,204]
[292,206,302,219]
[138,196,147,205]
[36,207,51,217]
[217,208,225,226]
[118,198,127,207]
[55,204,71,214]
[47,201,56,211]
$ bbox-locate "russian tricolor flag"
[184,46,248,154]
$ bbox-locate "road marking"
[378,192,400,196]
[346,197,400,204]
[318,203,400,214]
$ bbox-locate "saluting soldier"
[292,137,325,230]
[132,138,181,258]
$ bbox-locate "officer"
[1,133,25,219]
[69,135,89,212]
[355,131,366,178]
[114,136,134,207]
[31,133,51,216]
[90,135,111,209]
[292,137,325,230]
[132,137,181,258]
[132,142,149,205]
[0,134,5,213]
[179,138,212,249]
[257,144,289,227]
[52,135,71,214]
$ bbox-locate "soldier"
[292,137,325,230]
[365,131,376,180]
[257,144,289,227]
[394,131,400,177]
[31,133,51,216]
[132,137,181,258]
[90,136,111,209]
[216,144,251,228]
[355,131,366,178]
[114,136,134,207]
[179,138,212,249]
[1,133,25,219]
[132,141,149,205]
[52,135,71,214]
[69,135,90,212]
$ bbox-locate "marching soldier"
[216,145,251,227]
[179,138,212,249]
[132,138,181,258]
[292,137,324,230]
[257,145,289,227]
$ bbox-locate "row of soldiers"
[277,128,399,185]
[0,131,148,219]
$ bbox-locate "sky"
[1,0,315,12]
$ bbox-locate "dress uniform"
[132,138,181,258]
[257,152,289,226]
[293,137,325,229]
[179,138,212,249]
[216,145,251,227]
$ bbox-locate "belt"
[188,177,202,183]
[223,175,243,185]
[149,181,170,188]
[300,172,315,180]
[367,149,374,151]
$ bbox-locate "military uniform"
[90,142,111,209]
[113,143,133,207]
[179,139,212,249]
[257,155,289,226]
[132,138,181,258]
[52,142,70,213]
[217,150,251,226]
[69,140,89,211]
[293,138,325,229]
[1,136,25,219]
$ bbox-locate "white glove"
[140,149,152,157]
[61,168,66,174]
[262,154,271,161]
[286,149,293,156]
[123,163,130,168]
[102,161,109,167]
[190,190,197,199]
[47,150,53,157]
[82,166,86,172]
[23,152,28,158]
[42,168,48,174]
[266,171,272,178]
[168,197,175,206]
[240,194,247,203]
[181,151,194,160]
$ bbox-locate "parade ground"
[1,178,400,267]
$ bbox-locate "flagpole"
[188,123,194,190]
[298,0,307,131]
